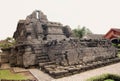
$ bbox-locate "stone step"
[43,65,57,70]
[39,62,55,67]
[37,59,50,63]
[37,56,49,59]
[41,57,120,78]
[34,47,42,50]
[36,54,48,57]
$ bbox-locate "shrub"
[104,79,114,81]
[87,74,120,81]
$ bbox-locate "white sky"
[0,0,120,40]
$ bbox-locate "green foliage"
[117,53,120,58]
[112,43,117,47]
[72,26,92,39]
[112,43,120,48]
[87,74,120,81]
[0,37,15,49]
[0,70,27,80]
[112,43,120,58]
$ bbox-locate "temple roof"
[104,28,120,39]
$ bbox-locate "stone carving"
[8,10,119,78]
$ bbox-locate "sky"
[0,0,120,40]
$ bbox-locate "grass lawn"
[0,69,28,80]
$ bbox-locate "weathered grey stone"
[23,53,36,67]
[65,49,79,65]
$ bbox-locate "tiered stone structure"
[9,10,120,78]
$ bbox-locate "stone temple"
[8,10,120,78]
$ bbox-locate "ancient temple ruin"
[9,10,120,78]
[10,10,72,67]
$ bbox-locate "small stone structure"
[0,48,10,64]
[8,10,120,78]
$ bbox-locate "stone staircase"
[41,57,120,78]
[35,50,56,69]
[37,53,50,63]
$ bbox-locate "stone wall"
[45,39,117,66]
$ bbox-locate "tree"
[0,37,15,49]
[72,26,92,39]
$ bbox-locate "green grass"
[86,74,120,81]
[0,69,28,80]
